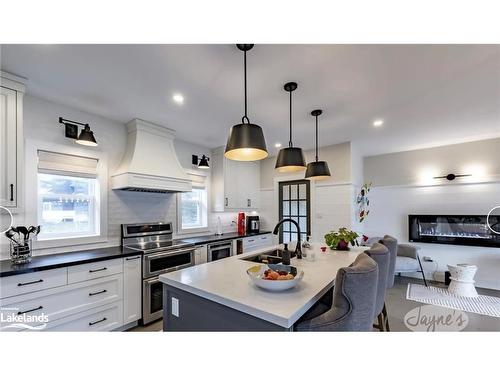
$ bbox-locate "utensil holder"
[10,239,33,264]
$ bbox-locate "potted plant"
[324,228,359,251]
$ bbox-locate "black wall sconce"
[59,117,98,147]
[192,154,210,169]
[434,173,472,181]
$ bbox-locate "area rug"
[406,283,500,318]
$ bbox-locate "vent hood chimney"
[111,119,192,193]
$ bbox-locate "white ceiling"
[1,44,499,156]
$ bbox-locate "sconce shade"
[198,155,210,169]
[75,124,98,147]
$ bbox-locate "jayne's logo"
[404,305,469,332]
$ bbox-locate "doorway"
[278,179,311,243]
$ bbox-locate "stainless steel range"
[122,222,197,325]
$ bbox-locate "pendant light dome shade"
[225,122,268,161]
[275,82,306,172]
[275,147,306,173]
[225,44,268,161]
[305,109,331,180]
[305,161,331,180]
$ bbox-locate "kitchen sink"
[241,248,296,264]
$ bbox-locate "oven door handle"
[144,247,195,261]
[145,277,160,285]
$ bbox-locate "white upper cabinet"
[0,72,25,211]
[211,147,261,212]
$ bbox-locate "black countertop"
[0,246,142,278]
[0,231,272,278]
[181,231,272,245]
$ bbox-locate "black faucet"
[272,218,302,265]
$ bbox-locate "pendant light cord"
[315,114,319,162]
[242,50,249,124]
[289,90,293,147]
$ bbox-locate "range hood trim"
[111,119,192,193]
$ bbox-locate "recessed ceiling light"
[173,93,184,104]
[274,143,282,148]
[373,119,384,127]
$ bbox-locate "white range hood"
[111,119,192,193]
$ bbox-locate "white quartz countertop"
[159,243,367,328]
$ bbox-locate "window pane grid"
[38,173,99,240]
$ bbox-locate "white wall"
[363,138,500,290]
[0,95,219,258]
[258,142,361,243]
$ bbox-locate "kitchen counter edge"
[0,246,142,278]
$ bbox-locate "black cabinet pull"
[247,199,251,207]
[17,279,43,287]
[89,317,107,326]
[10,184,14,201]
[225,197,228,206]
[125,256,141,261]
[18,306,43,315]
[89,267,107,273]
[89,289,107,296]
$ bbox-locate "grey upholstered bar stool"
[379,234,399,331]
[295,253,378,331]
[364,242,390,331]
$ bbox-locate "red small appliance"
[237,212,246,236]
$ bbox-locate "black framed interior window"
[278,179,311,243]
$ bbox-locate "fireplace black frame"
[408,214,500,248]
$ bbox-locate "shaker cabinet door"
[0,87,18,207]
[123,256,142,324]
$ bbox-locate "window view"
[38,173,99,239]
[180,187,207,230]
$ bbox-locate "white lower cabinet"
[123,255,142,324]
[45,301,123,332]
[0,256,142,332]
[242,234,273,253]
[194,245,208,265]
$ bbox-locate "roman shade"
[38,150,99,178]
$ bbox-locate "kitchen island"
[159,243,367,331]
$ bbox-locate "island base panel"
[163,285,289,331]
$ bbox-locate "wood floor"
[129,276,500,332]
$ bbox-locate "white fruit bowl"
[246,264,304,292]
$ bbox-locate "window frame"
[176,169,210,235]
[25,140,108,249]
[36,172,100,241]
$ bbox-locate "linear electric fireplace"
[409,215,500,248]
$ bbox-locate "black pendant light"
[225,44,268,161]
[275,82,306,173]
[305,109,331,180]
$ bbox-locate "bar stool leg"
[382,303,390,332]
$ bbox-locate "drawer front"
[243,236,259,248]
[257,234,273,247]
[0,269,67,299]
[45,302,123,332]
[0,274,123,331]
[243,235,272,250]
[68,258,123,284]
